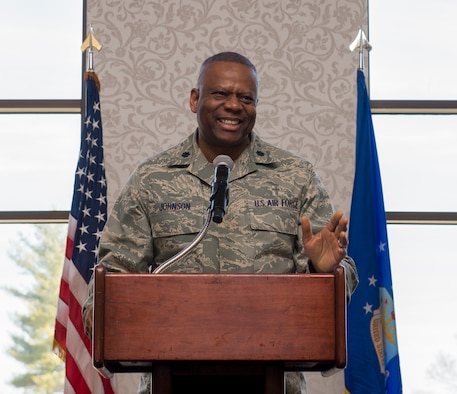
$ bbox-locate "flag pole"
[53,25,114,393]
[81,24,102,72]
[345,30,403,393]
[81,24,102,90]
[349,27,372,70]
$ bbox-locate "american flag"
[54,71,115,394]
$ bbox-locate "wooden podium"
[93,265,346,394]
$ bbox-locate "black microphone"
[210,155,234,223]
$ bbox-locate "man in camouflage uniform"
[83,51,358,394]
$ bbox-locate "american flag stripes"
[54,71,114,394]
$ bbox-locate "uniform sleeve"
[293,163,359,298]
[98,171,155,274]
[82,170,154,337]
[340,255,359,300]
[293,163,334,271]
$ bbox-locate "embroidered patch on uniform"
[253,198,299,209]
[157,202,192,211]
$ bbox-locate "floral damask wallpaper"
[88,0,367,210]
[87,0,367,392]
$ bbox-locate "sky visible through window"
[0,1,83,393]
[369,1,457,393]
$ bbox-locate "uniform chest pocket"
[151,209,206,238]
[248,207,298,236]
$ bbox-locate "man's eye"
[239,96,255,104]
[213,91,228,99]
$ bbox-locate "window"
[375,115,457,212]
[0,1,84,391]
[0,1,83,99]
[0,0,83,215]
[369,1,457,392]
[369,0,457,100]
[0,115,80,211]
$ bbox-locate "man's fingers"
[327,211,344,231]
[338,231,348,248]
[301,215,313,244]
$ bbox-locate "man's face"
[190,61,258,159]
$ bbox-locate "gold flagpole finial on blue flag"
[81,24,102,71]
[349,28,372,70]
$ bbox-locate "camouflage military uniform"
[87,130,358,394]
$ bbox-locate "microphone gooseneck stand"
[151,154,234,274]
[151,207,212,274]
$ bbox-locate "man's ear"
[189,88,199,113]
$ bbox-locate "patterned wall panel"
[88,0,366,211]
[87,1,367,392]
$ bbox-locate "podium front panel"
[93,268,346,374]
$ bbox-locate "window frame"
[0,0,86,224]
[369,80,457,225]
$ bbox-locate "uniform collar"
[164,130,277,184]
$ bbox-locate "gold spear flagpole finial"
[81,24,102,72]
[349,28,372,70]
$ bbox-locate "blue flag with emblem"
[344,69,402,393]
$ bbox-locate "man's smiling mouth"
[219,118,241,125]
